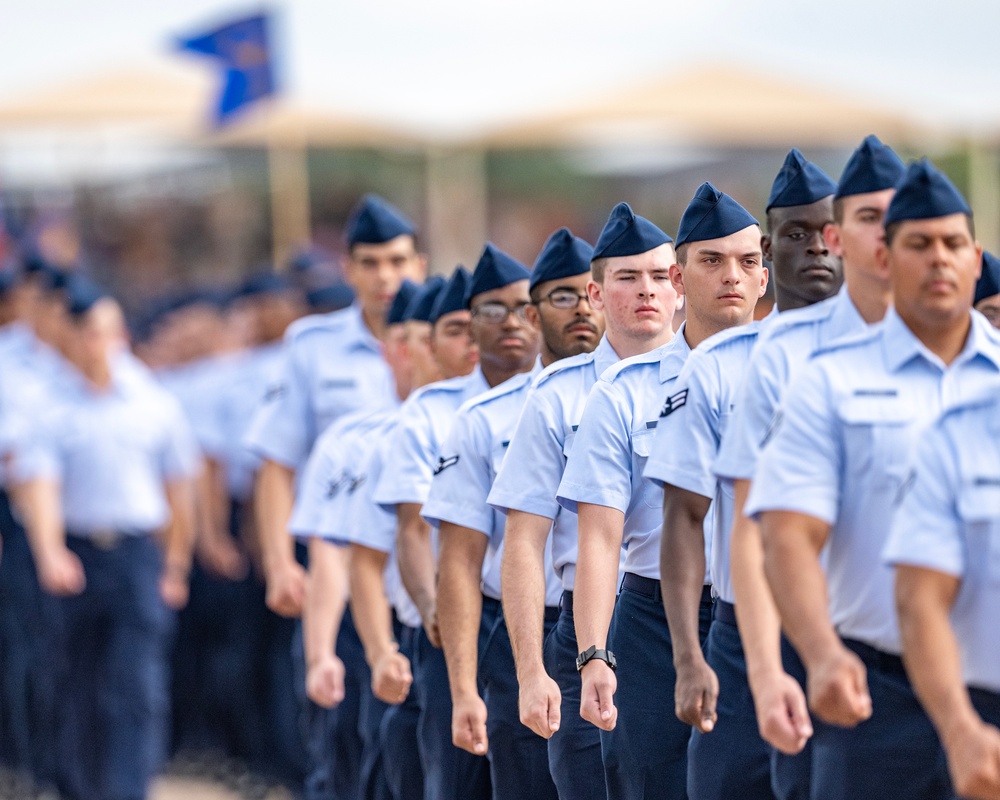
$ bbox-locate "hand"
[420,603,442,649]
[159,570,190,610]
[579,659,617,731]
[307,654,346,708]
[452,693,489,755]
[751,670,813,754]
[37,546,85,597]
[196,533,249,581]
[518,670,562,739]
[806,646,872,727]
[675,655,719,732]
[265,558,306,617]
[372,649,413,705]
[944,718,1000,800]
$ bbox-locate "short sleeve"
[557,380,633,514]
[489,385,565,519]
[243,339,311,469]
[421,407,494,536]
[288,433,343,539]
[159,399,201,481]
[644,350,719,498]
[883,422,964,577]
[745,362,842,524]
[373,397,436,508]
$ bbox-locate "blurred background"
[2,0,1000,324]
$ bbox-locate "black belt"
[66,529,149,550]
[560,590,573,613]
[842,637,907,678]
[544,605,560,623]
[482,595,502,617]
[489,593,559,623]
[622,572,713,606]
[713,599,737,626]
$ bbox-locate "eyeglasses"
[540,289,591,310]
[471,301,530,324]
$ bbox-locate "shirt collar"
[593,334,620,378]
[829,284,869,338]
[659,322,692,382]
[346,302,384,353]
[882,306,1000,374]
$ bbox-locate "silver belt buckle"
[90,529,121,550]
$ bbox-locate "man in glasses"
[424,232,598,799]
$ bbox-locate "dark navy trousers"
[0,489,61,786]
[770,636,817,800]
[542,590,605,800]
[807,638,952,800]
[411,622,491,800]
[687,602,774,800]
[379,622,424,800]
[57,535,173,800]
[479,598,559,800]
[600,575,712,800]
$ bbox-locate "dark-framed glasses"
[471,301,530,324]
[541,289,591,310]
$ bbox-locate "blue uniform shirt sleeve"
[557,379,633,515]
[489,385,565,519]
[745,362,842,525]
[159,397,202,481]
[244,340,311,469]
[883,421,964,577]
[288,433,341,539]
[373,398,435,508]
[422,407,494,537]
[644,350,720,498]
[714,342,786,482]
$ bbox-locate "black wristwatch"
[576,645,617,672]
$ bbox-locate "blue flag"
[178,12,275,125]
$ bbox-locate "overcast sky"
[2,0,999,136]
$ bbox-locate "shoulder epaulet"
[810,324,880,360]
[411,373,473,402]
[533,350,595,388]
[761,298,837,344]
[457,369,533,414]
[698,320,761,353]
[599,342,667,384]
[940,380,1000,425]
[285,308,352,342]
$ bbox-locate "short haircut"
[674,243,689,266]
[832,198,845,225]
[884,214,975,247]
[590,257,608,283]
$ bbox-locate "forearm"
[760,511,838,669]
[255,459,296,574]
[730,480,784,687]
[574,503,625,651]
[661,486,709,666]
[500,510,551,682]
[197,458,229,547]
[163,478,196,574]
[18,478,64,558]
[349,544,397,668]
[437,524,486,700]
[304,538,348,666]
[396,504,437,619]
[896,566,976,745]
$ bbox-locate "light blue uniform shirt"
[244,304,396,470]
[644,323,762,600]
[16,362,200,535]
[714,287,869,483]
[488,336,620,591]
[884,384,1000,693]
[558,327,692,581]
[372,367,490,510]
[288,408,394,540]
[422,363,562,606]
[157,354,238,456]
[746,309,1000,654]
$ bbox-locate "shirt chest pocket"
[315,376,361,419]
[632,428,661,509]
[957,480,1000,578]
[491,442,510,480]
[561,430,577,461]
[839,395,916,487]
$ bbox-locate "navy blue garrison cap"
[593,203,672,260]
[676,183,759,247]
[884,159,971,227]
[405,275,446,322]
[835,135,907,199]
[346,194,416,247]
[766,149,838,211]
[306,282,355,313]
[468,243,531,304]
[975,251,1000,305]
[386,279,422,326]
[429,267,471,323]
[64,274,109,317]
[0,271,16,297]
[240,271,294,297]
[529,228,594,292]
